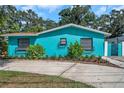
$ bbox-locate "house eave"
[0,34,37,37]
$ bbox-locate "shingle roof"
[0,23,111,36]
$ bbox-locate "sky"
[16,5,124,22]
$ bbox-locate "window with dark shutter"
[18,38,30,48]
[60,38,67,45]
[80,38,93,50]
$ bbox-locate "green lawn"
[0,70,94,88]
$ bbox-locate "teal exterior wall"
[8,26,105,57]
[108,43,111,56]
[107,42,122,56]
[8,36,36,57]
[118,42,122,56]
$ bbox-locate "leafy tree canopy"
[0,5,124,37]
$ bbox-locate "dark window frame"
[18,38,30,48]
[80,38,93,51]
[60,38,67,46]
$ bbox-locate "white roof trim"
[36,23,111,36]
[1,23,111,36]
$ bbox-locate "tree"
[96,14,110,33]
[0,5,20,33]
[17,9,44,32]
[59,5,97,28]
[0,5,124,37]
[96,9,124,37]
[43,19,58,30]
[110,9,124,37]
[0,6,7,31]
[0,5,57,34]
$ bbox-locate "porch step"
[102,56,124,68]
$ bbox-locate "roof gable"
[1,23,111,36]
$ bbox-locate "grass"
[0,70,94,88]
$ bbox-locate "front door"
[111,42,118,56]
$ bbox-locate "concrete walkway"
[110,56,124,62]
[102,56,124,68]
[0,60,124,88]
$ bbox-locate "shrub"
[26,44,45,59]
[19,55,26,59]
[1,41,8,57]
[97,56,102,63]
[45,55,49,59]
[68,41,83,59]
[49,56,57,60]
[84,55,90,61]
[89,55,95,59]
[79,56,85,61]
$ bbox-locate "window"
[80,38,93,50]
[18,38,30,48]
[60,38,67,45]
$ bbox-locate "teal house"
[1,24,115,57]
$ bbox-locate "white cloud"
[38,5,62,13]
[20,5,62,13]
[21,5,35,11]
[113,5,124,10]
[95,6,107,16]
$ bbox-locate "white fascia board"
[36,24,111,36]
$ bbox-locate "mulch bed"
[46,59,122,68]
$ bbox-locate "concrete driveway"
[0,60,124,88]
